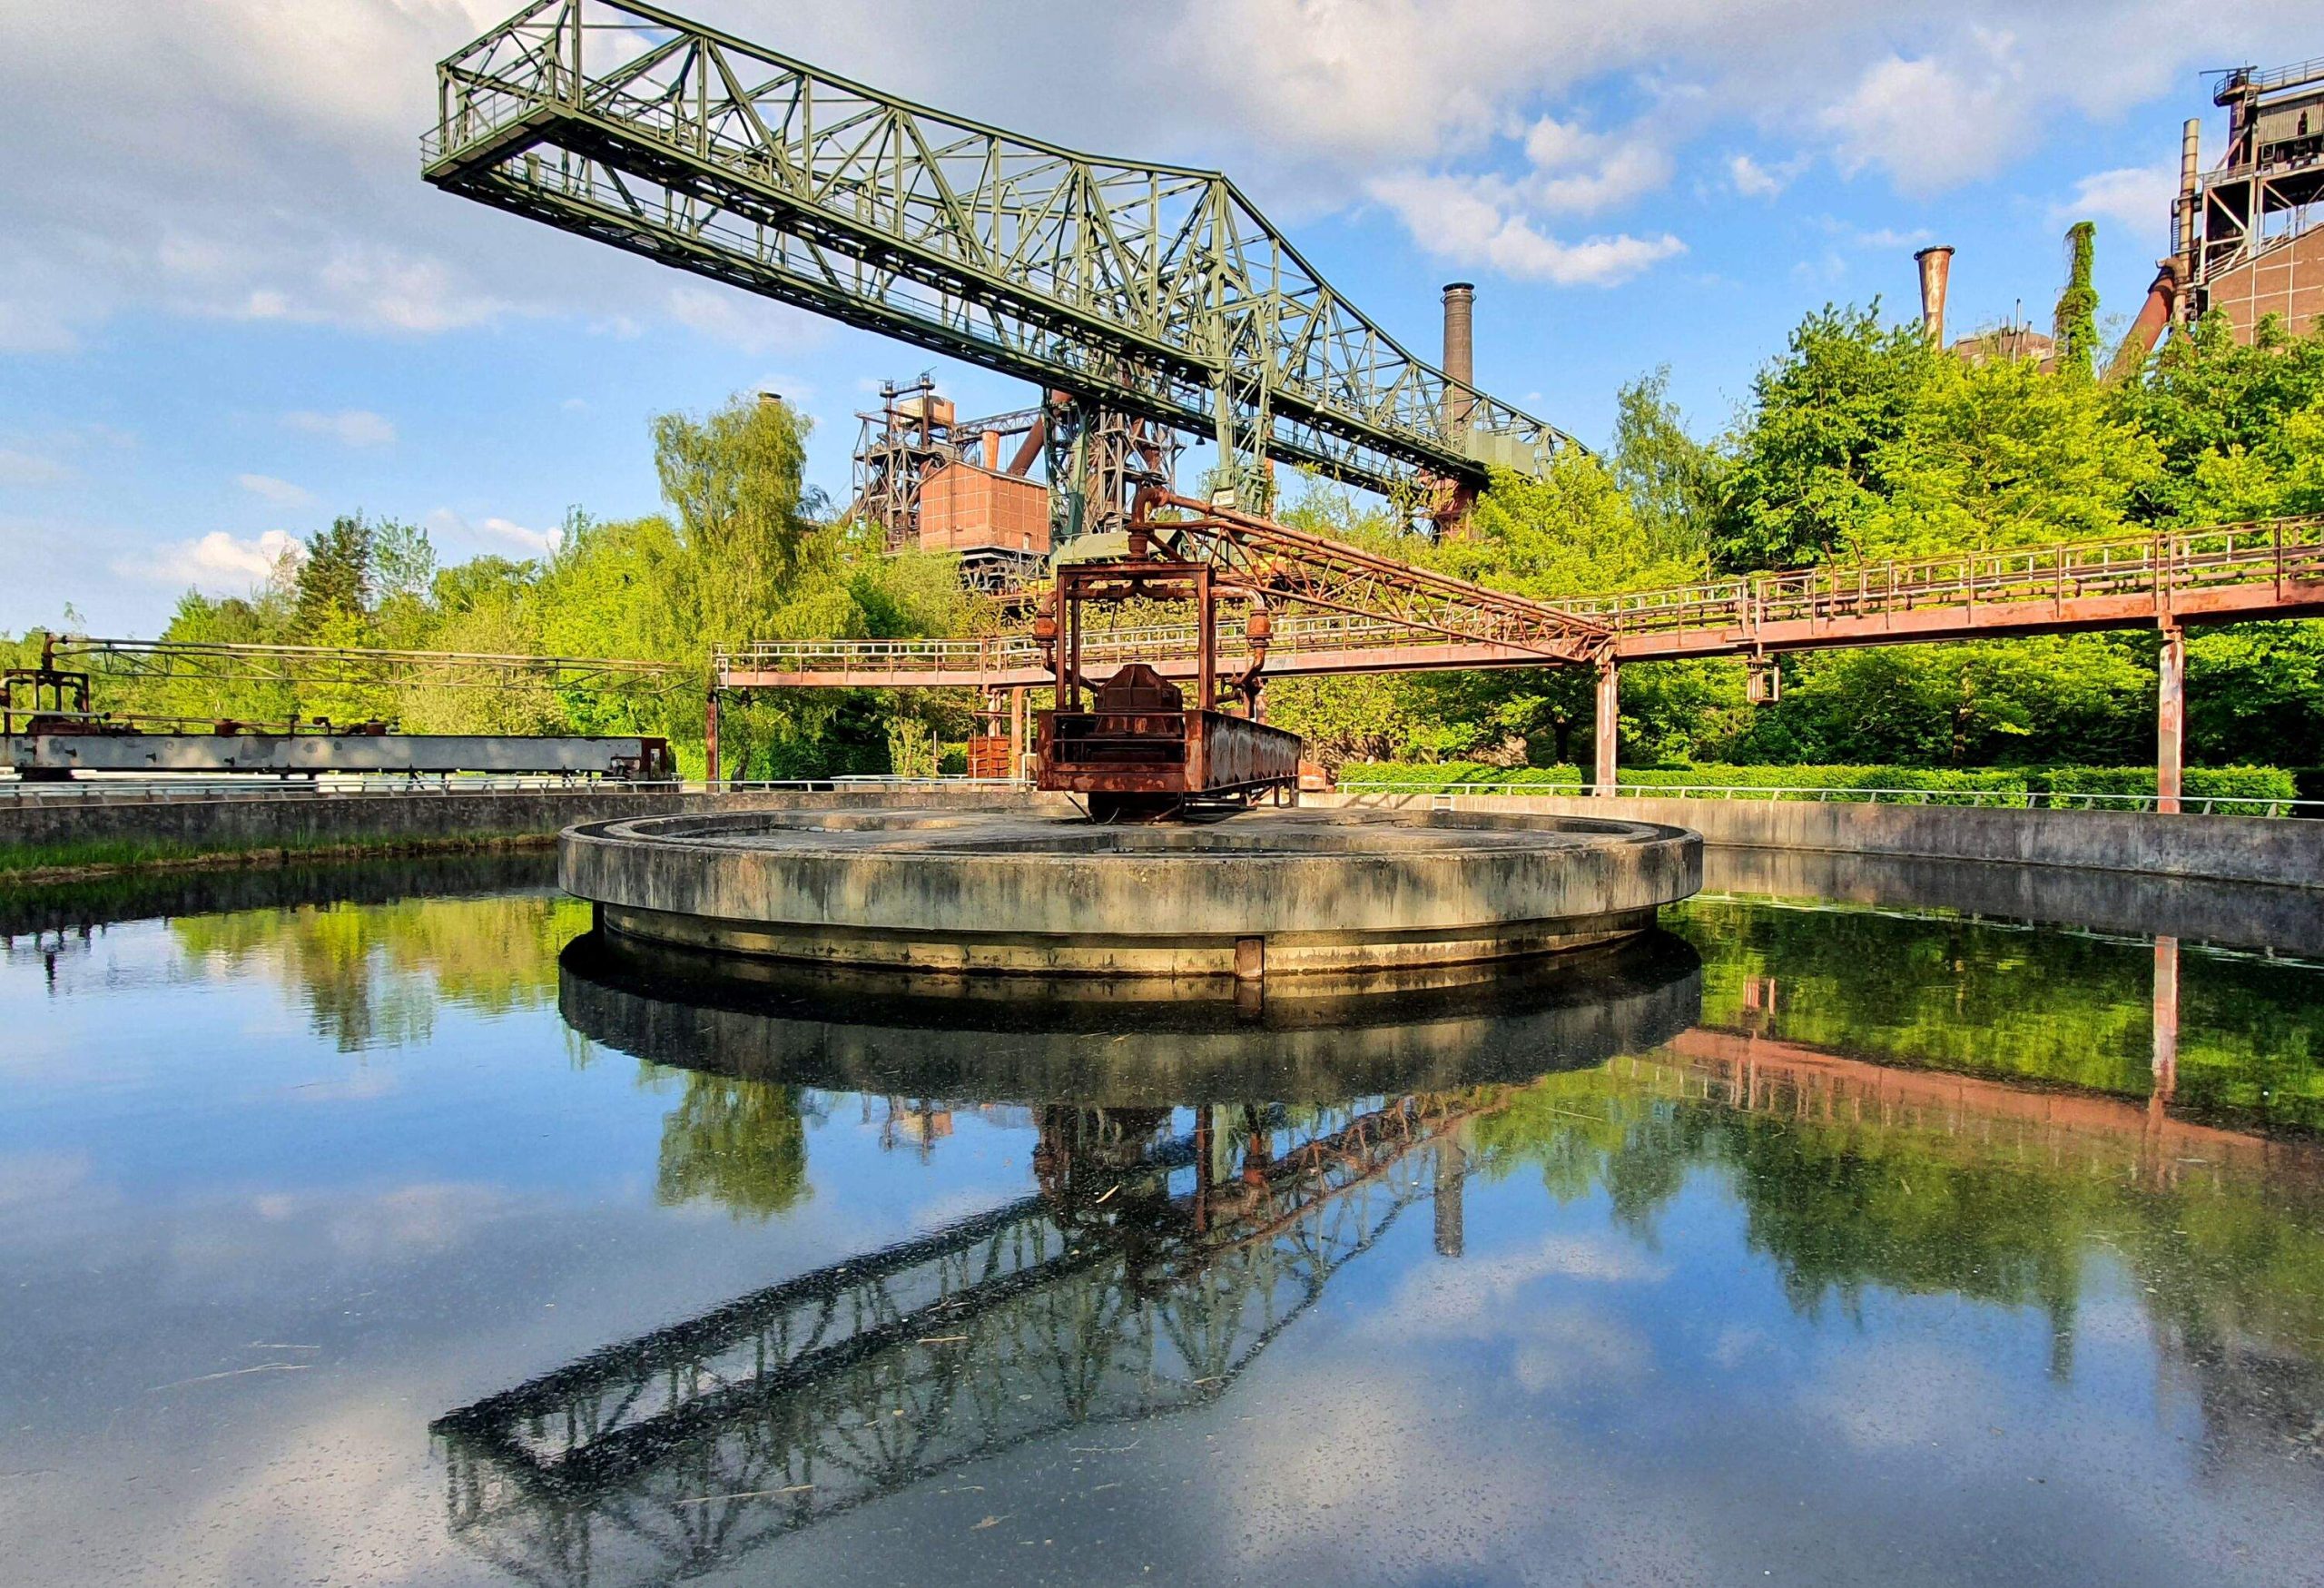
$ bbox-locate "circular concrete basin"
[559,805,1701,981]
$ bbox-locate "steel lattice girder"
[58,638,685,694]
[422,0,1578,498]
[1132,494,1613,663]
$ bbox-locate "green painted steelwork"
[421,0,1575,499]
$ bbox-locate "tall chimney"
[2176,116,2201,321]
[1913,246,1955,350]
[1442,281,1475,434]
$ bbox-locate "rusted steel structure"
[723,513,2324,803]
[2176,58,2324,340]
[720,516,2324,689]
[13,636,682,782]
[1034,545,1301,821]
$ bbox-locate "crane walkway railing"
[719,516,2324,682]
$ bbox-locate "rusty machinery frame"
[1126,490,1611,666]
[1032,536,1299,818]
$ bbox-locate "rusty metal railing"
[719,517,2324,681]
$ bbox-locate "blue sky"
[0,0,2309,636]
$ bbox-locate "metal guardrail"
[1334,781,2322,817]
[0,774,1036,809]
[718,516,2324,677]
[0,774,686,806]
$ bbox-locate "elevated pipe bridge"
[719,517,2324,690]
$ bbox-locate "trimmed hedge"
[2040,764,2296,810]
[1334,761,1585,794]
[1334,761,2300,811]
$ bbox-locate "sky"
[0,0,2312,636]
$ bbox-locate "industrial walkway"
[718,517,2324,689]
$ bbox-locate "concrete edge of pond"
[557,806,1703,980]
[1310,792,2324,892]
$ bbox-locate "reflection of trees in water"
[649,1070,815,1219]
[168,892,587,1051]
[1479,1052,2324,1425]
[1669,896,2324,1129]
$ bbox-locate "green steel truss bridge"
[431,1092,1497,1587]
[422,0,1574,500]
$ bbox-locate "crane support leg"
[2157,626,2184,814]
[1593,658,1620,797]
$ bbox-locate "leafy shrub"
[1330,761,2297,812]
[2038,764,2296,811]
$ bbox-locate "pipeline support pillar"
[1009,686,1027,785]
[704,689,722,791]
[1593,658,1619,797]
[2157,626,2185,814]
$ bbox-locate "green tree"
[290,514,378,640]
[1714,303,1938,570]
[1611,368,1719,565]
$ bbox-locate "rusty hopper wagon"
[1033,553,1302,821]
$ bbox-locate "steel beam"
[422,0,1577,498]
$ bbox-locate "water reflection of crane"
[433,1089,1506,1587]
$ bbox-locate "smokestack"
[2177,117,2201,322]
[980,429,1001,469]
[1442,281,1475,434]
[1914,246,1955,350]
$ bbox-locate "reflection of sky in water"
[3,870,2324,1586]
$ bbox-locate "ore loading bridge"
[431,1090,1500,1587]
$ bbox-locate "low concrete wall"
[1312,792,2324,891]
[0,786,1057,869]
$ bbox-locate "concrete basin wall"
[0,786,1054,867]
[561,809,1702,980]
[1313,793,2324,891]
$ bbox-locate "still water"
[5,852,2324,1586]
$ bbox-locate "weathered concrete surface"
[1705,847,2324,952]
[558,929,1704,1103]
[0,785,1054,868]
[562,807,1702,980]
[1316,792,2324,891]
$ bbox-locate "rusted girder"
[1128,490,1612,665]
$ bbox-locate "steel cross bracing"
[421,0,1576,499]
[58,637,685,694]
[430,1092,1498,1588]
[716,515,2324,690]
[1129,491,1611,663]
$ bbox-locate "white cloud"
[1819,39,2033,195]
[0,447,71,486]
[424,507,561,556]
[1371,173,1684,287]
[1517,116,1677,216]
[0,0,2310,361]
[116,528,304,591]
[236,472,314,507]
[1728,153,1798,199]
[2055,162,2178,237]
[281,408,396,448]
[1817,217,1936,251]
[664,284,825,355]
